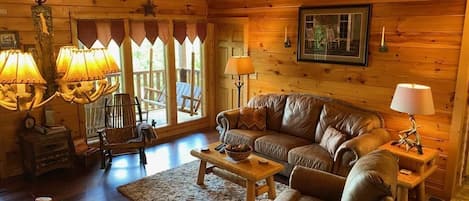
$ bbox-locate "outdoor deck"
[142,107,203,127]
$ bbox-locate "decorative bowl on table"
[225,144,252,161]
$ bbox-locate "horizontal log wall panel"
[209,0,464,199]
[0,0,207,179]
[208,0,431,9]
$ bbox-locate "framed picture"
[0,31,19,50]
[297,5,371,66]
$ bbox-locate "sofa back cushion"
[341,149,398,201]
[315,103,382,143]
[280,94,324,140]
[248,94,287,131]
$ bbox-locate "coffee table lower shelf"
[191,143,284,201]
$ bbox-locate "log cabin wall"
[208,0,464,199]
[0,0,207,179]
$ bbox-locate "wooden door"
[212,18,249,113]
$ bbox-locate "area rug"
[118,160,288,201]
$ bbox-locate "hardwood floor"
[0,129,219,201]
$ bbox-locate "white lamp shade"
[0,51,46,84]
[56,46,77,74]
[224,56,255,75]
[390,83,435,115]
[62,49,105,82]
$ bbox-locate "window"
[174,37,204,123]
[131,38,168,127]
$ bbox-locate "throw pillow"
[237,107,267,131]
[319,126,347,157]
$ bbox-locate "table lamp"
[390,83,435,154]
[224,56,255,108]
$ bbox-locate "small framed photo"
[0,31,20,50]
[298,5,371,66]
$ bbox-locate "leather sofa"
[274,149,398,201]
[216,94,390,176]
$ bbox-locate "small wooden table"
[190,143,284,201]
[380,143,438,201]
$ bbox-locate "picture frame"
[297,5,371,66]
[0,31,20,50]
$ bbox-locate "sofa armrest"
[215,108,240,142]
[333,128,390,176]
[289,166,346,201]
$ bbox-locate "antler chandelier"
[0,47,120,111]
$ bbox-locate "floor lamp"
[224,56,255,108]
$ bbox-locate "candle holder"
[379,44,388,52]
[284,38,291,48]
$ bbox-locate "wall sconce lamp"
[0,47,120,111]
[284,26,291,48]
[379,26,388,52]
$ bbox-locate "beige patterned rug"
[118,160,288,201]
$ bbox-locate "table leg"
[417,182,426,201]
[196,160,207,185]
[246,180,256,201]
[397,186,408,201]
[266,176,276,199]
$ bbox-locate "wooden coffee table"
[190,143,284,201]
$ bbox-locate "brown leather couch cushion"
[341,149,398,201]
[224,129,269,148]
[319,126,347,157]
[288,144,333,172]
[315,103,382,143]
[248,94,287,131]
[275,189,324,201]
[280,95,324,140]
[255,133,310,161]
[237,107,267,131]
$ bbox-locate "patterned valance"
[77,19,125,48]
[173,21,207,44]
[130,20,170,46]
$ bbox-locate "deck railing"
[86,68,201,138]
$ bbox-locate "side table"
[379,143,438,201]
[19,129,74,177]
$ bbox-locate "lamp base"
[391,114,424,154]
[391,139,423,154]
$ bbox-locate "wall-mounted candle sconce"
[284,26,291,48]
[379,26,388,52]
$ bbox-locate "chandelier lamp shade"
[0,47,120,111]
[58,48,119,104]
[0,50,55,111]
[55,46,76,75]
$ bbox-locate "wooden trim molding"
[446,0,469,198]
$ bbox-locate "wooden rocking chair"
[98,93,151,169]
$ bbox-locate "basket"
[225,146,252,161]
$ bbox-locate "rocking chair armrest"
[144,87,163,94]
[181,95,201,102]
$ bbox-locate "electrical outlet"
[0,9,7,16]
[249,72,258,80]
